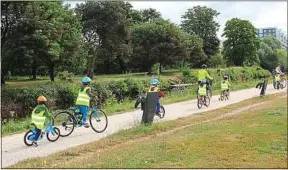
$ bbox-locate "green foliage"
[181,6,220,57]
[222,18,260,66]
[276,49,287,71]
[57,71,74,82]
[208,53,226,68]
[181,68,197,83]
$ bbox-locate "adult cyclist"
[197,64,214,97]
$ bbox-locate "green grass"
[1,78,269,136]
[9,93,287,168]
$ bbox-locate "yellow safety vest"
[76,87,91,107]
[275,75,281,81]
[31,110,46,130]
[198,84,207,96]
[221,82,229,90]
[149,86,159,92]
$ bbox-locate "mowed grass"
[4,70,182,88]
[2,78,263,136]
[10,92,287,168]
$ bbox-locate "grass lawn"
[2,78,266,136]
[4,70,182,88]
[9,92,287,168]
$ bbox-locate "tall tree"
[75,1,133,75]
[181,6,220,58]
[222,18,260,66]
[141,8,162,23]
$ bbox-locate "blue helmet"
[151,78,159,85]
[81,77,92,83]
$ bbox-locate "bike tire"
[197,99,203,109]
[46,127,60,142]
[134,98,140,109]
[53,111,76,137]
[281,78,287,88]
[207,89,212,99]
[159,106,165,119]
[205,97,210,107]
[89,109,108,133]
[24,130,34,146]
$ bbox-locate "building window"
[259,29,263,33]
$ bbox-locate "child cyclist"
[148,78,164,117]
[75,76,94,128]
[274,73,281,88]
[221,75,231,93]
[31,96,52,146]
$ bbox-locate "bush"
[181,68,197,83]
[57,71,74,82]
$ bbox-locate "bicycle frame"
[28,121,56,141]
[69,106,100,126]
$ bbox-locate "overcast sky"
[65,1,287,41]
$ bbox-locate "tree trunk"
[49,65,55,82]
[31,65,37,80]
[87,54,95,79]
[1,73,5,86]
[159,63,162,73]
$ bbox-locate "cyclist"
[274,72,281,88]
[221,75,231,93]
[275,63,283,75]
[31,96,52,146]
[148,78,164,117]
[197,64,214,95]
[75,77,94,128]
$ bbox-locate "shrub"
[57,71,74,82]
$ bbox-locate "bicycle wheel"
[53,111,75,137]
[47,127,60,142]
[207,89,212,99]
[225,91,229,100]
[197,98,203,109]
[89,109,108,133]
[134,98,141,109]
[24,130,34,146]
[158,106,165,119]
[281,78,287,88]
[204,97,210,107]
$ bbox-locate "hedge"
[1,66,270,121]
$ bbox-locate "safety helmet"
[81,77,92,84]
[151,78,159,85]
[201,64,207,68]
[223,75,228,80]
[37,96,47,102]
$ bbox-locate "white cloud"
[64,1,287,41]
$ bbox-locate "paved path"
[1,85,286,168]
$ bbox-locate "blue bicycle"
[24,120,60,146]
[53,105,108,137]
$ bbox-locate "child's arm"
[44,107,52,120]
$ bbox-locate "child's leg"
[156,98,161,114]
[79,105,89,124]
[34,128,41,141]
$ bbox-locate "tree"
[222,18,260,66]
[141,8,162,23]
[258,36,283,71]
[181,6,220,57]
[131,19,204,72]
[75,1,133,75]
[276,49,287,71]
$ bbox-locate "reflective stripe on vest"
[198,85,207,96]
[76,87,90,106]
[31,110,46,129]
[221,83,229,90]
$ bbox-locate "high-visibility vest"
[31,110,46,130]
[76,87,91,107]
[221,82,229,90]
[149,86,159,92]
[275,75,281,81]
[198,84,207,96]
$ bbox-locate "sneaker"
[32,141,38,147]
[83,123,90,128]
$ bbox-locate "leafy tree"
[222,18,260,66]
[208,53,226,68]
[181,6,220,57]
[75,1,133,75]
[276,49,287,71]
[141,8,162,23]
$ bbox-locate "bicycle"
[134,92,147,110]
[53,100,108,137]
[24,120,60,146]
[197,84,210,109]
[219,89,229,101]
[274,73,287,89]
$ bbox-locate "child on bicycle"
[31,96,52,146]
[221,75,231,92]
[274,73,281,88]
[148,78,164,117]
[75,77,94,128]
